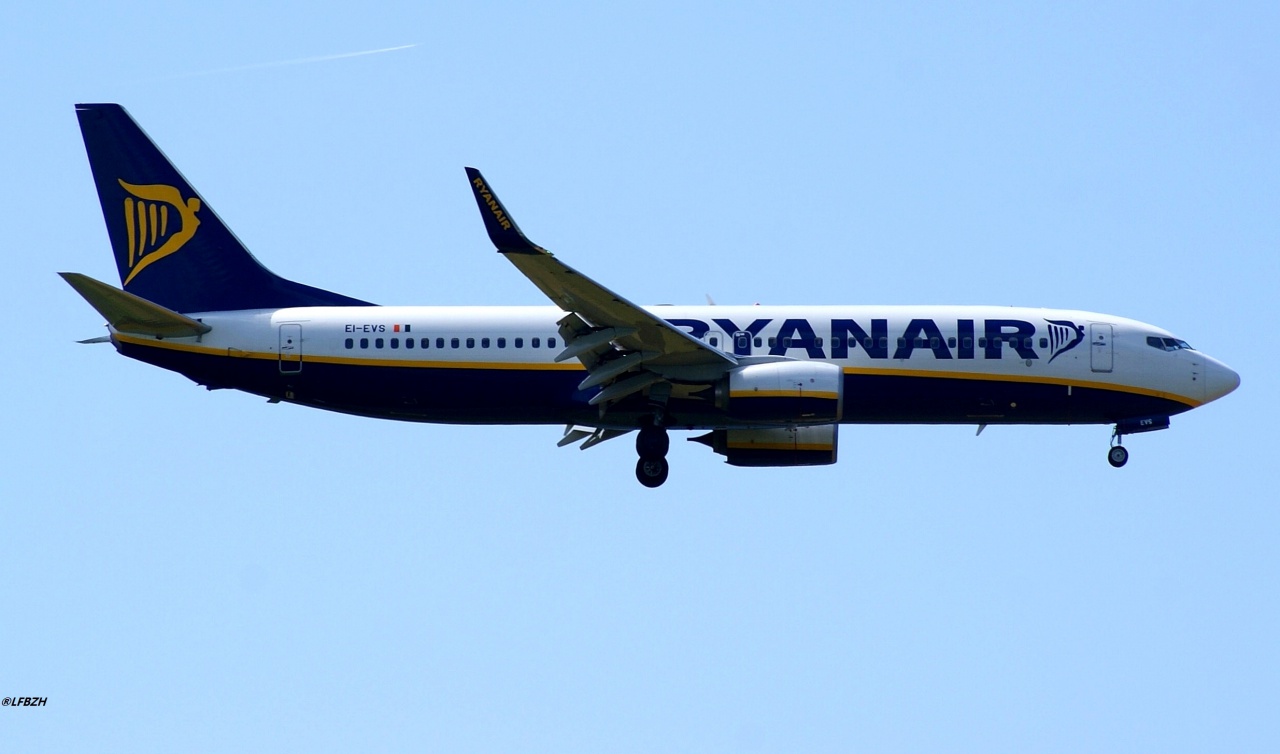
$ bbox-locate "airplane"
[63,103,1240,488]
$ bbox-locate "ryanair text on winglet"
[472,177,513,230]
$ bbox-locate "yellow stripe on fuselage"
[726,442,834,452]
[110,333,1200,406]
[729,390,841,400]
[111,332,584,370]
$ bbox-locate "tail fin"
[75,104,373,312]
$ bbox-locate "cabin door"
[279,324,302,373]
[1090,323,1113,373]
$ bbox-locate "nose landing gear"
[1107,442,1129,468]
[1107,416,1170,467]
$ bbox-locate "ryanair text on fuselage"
[666,317,1086,362]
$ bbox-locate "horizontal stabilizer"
[60,272,212,338]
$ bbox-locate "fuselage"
[109,304,1238,430]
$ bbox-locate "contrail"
[160,44,416,80]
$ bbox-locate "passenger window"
[879,337,888,350]
[421,338,430,349]
[978,337,987,348]
[451,338,460,348]
[344,338,353,349]
[481,337,490,348]
[405,338,414,349]
[815,337,823,347]
[466,338,475,348]
[498,338,506,348]
[709,336,718,347]
[963,337,972,349]
[375,338,384,349]
[548,337,557,348]
[782,337,792,348]
[532,337,540,348]
[360,338,369,349]
[391,338,400,349]
[947,337,956,348]
[863,338,873,349]
[754,337,762,347]
[1039,337,1048,349]
[515,338,524,348]
[930,337,939,349]
[832,337,843,348]
[897,338,906,348]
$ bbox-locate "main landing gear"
[634,417,671,488]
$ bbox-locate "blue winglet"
[464,167,547,255]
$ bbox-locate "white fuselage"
[108,304,1238,429]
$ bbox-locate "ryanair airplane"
[64,104,1240,487]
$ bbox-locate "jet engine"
[717,361,843,424]
[691,424,838,467]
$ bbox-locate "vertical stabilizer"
[75,104,373,312]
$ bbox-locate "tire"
[1108,445,1129,468]
[636,426,670,460]
[635,457,670,488]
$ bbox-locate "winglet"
[464,167,548,255]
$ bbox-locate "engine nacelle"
[719,361,843,424]
[692,425,838,467]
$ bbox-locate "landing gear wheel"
[636,425,670,460]
[1107,445,1129,468]
[636,457,670,488]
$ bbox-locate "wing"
[465,168,737,412]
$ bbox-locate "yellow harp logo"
[118,179,202,285]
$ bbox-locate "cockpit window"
[1147,336,1195,352]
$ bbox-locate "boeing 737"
[63,104,1240,487]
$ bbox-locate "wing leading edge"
[464,168,737,413]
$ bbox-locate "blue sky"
[3,2,1277,751]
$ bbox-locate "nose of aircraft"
[1204,356,1241,403]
